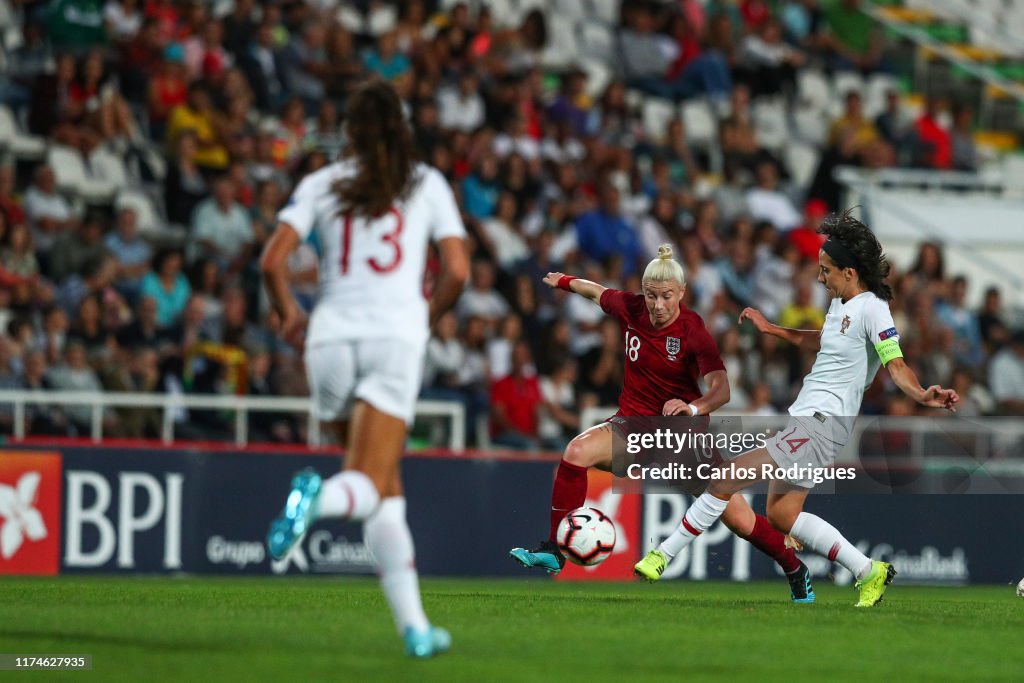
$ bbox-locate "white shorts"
[305,337,426,425]
[766,414,848,488]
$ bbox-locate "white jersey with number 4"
[789,291,900,419]
[277,160,466,347]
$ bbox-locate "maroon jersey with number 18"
[599,289,726,417]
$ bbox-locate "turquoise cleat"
[509,541,565,575]
[404,625,452,659]
[267,468,322,561]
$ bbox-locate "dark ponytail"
[333,80,417,218]
[817,208,893,301]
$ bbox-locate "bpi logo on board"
[0,452,62,575]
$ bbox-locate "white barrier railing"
[0,391,465,451]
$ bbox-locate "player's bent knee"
[563,437,598,468]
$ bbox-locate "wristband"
[689,403,699,416]
[557,275,578,292]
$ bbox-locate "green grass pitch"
[1,577,1022,682]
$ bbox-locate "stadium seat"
[797,69,831,112]
[578,21,616,62]
[865,73,899,119]
[114,188,163,237]
[367,2,397,35]
[784,141,821,189]
[0,105,46,161]
[642,97,676,144]
[46,144,118,204]
[484,0,517,29]
[791,103,830,146]
[589,0,620,26]
[553,0,588,24]
[336,4,363,32]
[832,72,866,100]
[541,15,580,69]
[578,58,612,98]
[679,99,718,148]
[90,147,130,189]
[753,98,789,151]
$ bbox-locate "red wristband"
[557,275,578,292]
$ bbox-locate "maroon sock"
[548,460,589,542]
[742,514,801,574]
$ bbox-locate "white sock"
[364,497,430,635]
[790,512,872,580]
[658,493,730,559]
[316,470,380,521]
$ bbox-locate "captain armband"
[874,338,903,365]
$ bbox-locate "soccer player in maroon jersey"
[510,246,815,602]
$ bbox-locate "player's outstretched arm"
[663,369,730,416]
[542,272,606,304]
[261,222,305,348]
[429,236,470,329]
[738,307,821,351]
[884,357,960,411]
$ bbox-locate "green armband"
[874,339,903,365]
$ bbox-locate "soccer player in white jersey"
[634,210,959,606]
[260,81,469,657]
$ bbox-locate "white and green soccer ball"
[1017,578,1024,598]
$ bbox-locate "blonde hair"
[642,244,686,285]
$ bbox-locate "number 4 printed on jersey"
[340,209,404,275]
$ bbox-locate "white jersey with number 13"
[277,160,466,347]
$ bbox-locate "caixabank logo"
[0,452,62,575]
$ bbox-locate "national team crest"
[840,315,851,335]
[666,337,680,359]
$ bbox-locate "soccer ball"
[556,507,617,566]
[1016,578,1024,598]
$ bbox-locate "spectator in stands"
[37,305,69,365]
[457,260,509,329]
[875,89,907,149]
[364,29,411,82]
[936,275,983,367]
[280,22,329,114]
[68,293,110,358]
[949,365,994,417]
[779,280,825,331]
[907,240,947,300]
[480,192,529,272]
[977,286,1010,352]
[576,317,624,408]
[739,16,805,98]
[912,97,952,170]
[717,236,757,308]
[487,313,523,382]
[164,130,209,225]
[0,222,40,293]
[539,355,579,450]
[147,43,188,142]
[166,81,229,172]
[745,160,801,231]
[490,339,543,450]
[47,0,108,51]
[23,165,74,269]
[141,249,190,329]
[950,103,979,172]
[987,331,1024,415]
[20,350,68,434]
[240,20,287,113]
[575,182,642,276]
[829,91,879,150]
[49,213,109,283]
[46,340,106,432]
[105,207,152,304]
[116,295,165,350]
[183,19,229,82]
[822,0,886,73]
[55,252,119,315]
[0,165,25,227]
[461,154,502,220]
[189,175,254,273]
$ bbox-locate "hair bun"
[657,244,673,260]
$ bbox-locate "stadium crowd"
[0,0,1020,447]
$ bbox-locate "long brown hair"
[333,80,417,218]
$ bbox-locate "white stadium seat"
[0,105,46,161]
[642,97,675,144]
[578,21,615,62]
[46,144,118,204]
[784,142,821,189]
[589,0,620,26]
[541,15,580,69]
[578,58,612,99]
[680,99,718,148]
[797,69,831,111]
